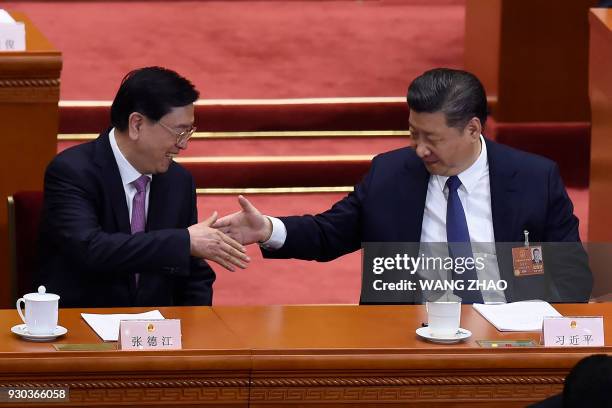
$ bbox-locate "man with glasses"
[39,66,249,307]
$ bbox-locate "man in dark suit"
[214,68,592,303]
[39,67,249,307]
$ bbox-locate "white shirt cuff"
[259,216,287,250]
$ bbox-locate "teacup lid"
[23,286,60,302]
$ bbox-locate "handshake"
[187,195,271,271]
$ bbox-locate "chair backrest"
[8,191,44,301]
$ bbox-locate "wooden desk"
[0,304,610,407]
[0,307,251,407]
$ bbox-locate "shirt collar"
[109,128,152,187]
[434,134,488,194]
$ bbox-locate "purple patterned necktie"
[131,175,149,289]
[131,175,149,234]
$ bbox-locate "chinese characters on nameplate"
[119,319,182,350]
[542,316,604,347]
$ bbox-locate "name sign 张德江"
[118,319,182,350]
[542,316,604,347]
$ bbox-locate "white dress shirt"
[109,128,152,222]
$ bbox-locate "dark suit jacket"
[264,138,592,303]
[38,130,215,307]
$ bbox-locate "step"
[59,98,409,133]
[180,155,372,188]
[57,130,410,157]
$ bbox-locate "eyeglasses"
[157,121,197,146]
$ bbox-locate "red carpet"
[5,1,465,99]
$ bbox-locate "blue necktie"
[446,176,484,304]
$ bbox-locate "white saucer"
[11,324,67,342]
[416,327,472,344]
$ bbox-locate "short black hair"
[563,354,612,407]
[110,66,199,131]
[407,68,488,129]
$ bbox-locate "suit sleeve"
[544,163,593,302]
[43,156,191,276]
[173,178,216,306]
[262,157,376,262]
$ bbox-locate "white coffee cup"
[16,286,60,335]
[426,301,461,337]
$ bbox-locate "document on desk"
[81,310,165,341]
[0,9,16,22]
[473,301,561,332]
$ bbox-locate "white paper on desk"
[0,10,16,23]
[81,310,165,341]
[473,301,561,332]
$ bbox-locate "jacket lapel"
[146,172,170,231]
[401,157,430,242]
[487,139,520,243]
[487,139,521,300]
[93,130,131,234]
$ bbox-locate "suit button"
[163,266,176,275]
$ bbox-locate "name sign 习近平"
[542,316,604,347]
[119,319,182,350]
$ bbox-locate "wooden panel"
[588,8,612,242]
[0,12,61,308]
[466,0,598,122]
[464,0,501,115]
[587,9,612,300]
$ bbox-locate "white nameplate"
[0,9,25,51]
[542,316,604,347]
[118,319,182,350]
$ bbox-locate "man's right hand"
[188,211,250,272]
[212,195,272,245]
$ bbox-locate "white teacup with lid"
[16,286,60,335]
[426,301,461,337]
